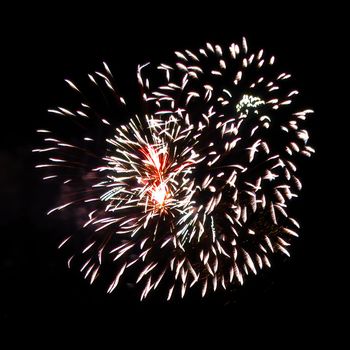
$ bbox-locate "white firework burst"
[35,37,315,300]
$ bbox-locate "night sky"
[1,3,339,345]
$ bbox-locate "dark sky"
[1,3,340,345]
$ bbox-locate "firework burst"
[35,37,315,300]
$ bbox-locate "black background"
[1,3,340,345]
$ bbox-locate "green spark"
[236,94,265,113]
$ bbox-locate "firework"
[35,37,315,300]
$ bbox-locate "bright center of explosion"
[151,182,168,207]
[142,145,171,210]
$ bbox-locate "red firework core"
[140,145,170,209]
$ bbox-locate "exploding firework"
[35,37,315,300]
